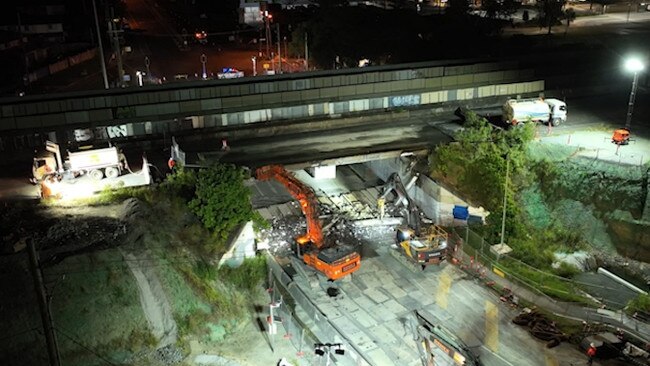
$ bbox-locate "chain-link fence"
[265,253,373,366]
[451,226,611,306]
[448,226,650,341]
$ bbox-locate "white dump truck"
[503,98,567,127]
[32,141,123,182]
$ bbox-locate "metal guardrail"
[449,227,650,343]
[264,252,374,366]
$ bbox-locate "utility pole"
[16,11,29,91]
[499,155,510,246]
[107,9,125,87]
[27,239,61,366]
[264,11,272,59]
[304,33,309,71]
[283,36,288,69]
[625,67,641,129]
[144,56,150,81]
[92,0,109,89]
[276,23,281,73]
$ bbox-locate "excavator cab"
[308,244,360,280]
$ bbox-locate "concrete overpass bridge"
[0,59,544,153]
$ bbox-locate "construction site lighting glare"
[625,58,644,72]
[57,183,98,201]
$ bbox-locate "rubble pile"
[512,309,568,348]
[258,215,305,257]
[259,187,401,260]
[154,344,184,365]
[42,216,126,249]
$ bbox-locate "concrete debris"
[154,344,183,365]
[352,217,403,227]
[512,309,568,348]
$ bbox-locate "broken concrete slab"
[364,288,390,304]
[348,308,378,328]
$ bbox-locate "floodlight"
[625,58,644,73]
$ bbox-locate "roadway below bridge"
[252,165,613,366]
[170,90,650,169]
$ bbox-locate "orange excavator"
[256,165,361,280]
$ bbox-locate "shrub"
[553,262,581,279]
[189,164,257,240]
[160,166,197,200]
[626,294,650,316]
[218,255,268,293]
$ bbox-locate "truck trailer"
[32,141,123,182]
[503,98,567,127]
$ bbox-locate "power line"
[0,327,39,342]
[54,326,117,366]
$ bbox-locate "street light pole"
[92,0,109,89]
[304,32,309,71]
[625,69,640,129]
[144,56,150,81]
[499,155,510,246]
[108,17,125,87]
[201,53,207,80]
[264,11,272,59]
[624,58,645,130]
[276,23,282,73]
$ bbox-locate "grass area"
[625,294,650,316]
[48,249,149,365]
[527,142,583,162]
[496,260,594,305]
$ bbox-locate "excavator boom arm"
[256,165,324,247]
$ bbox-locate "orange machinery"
[256,165,361,280]
[612,128,631,145]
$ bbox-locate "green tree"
[537,0,566,35]
[189,164,256,240]
[563,8,576,35]
[482,0,519,19]
[430,111,535,241]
